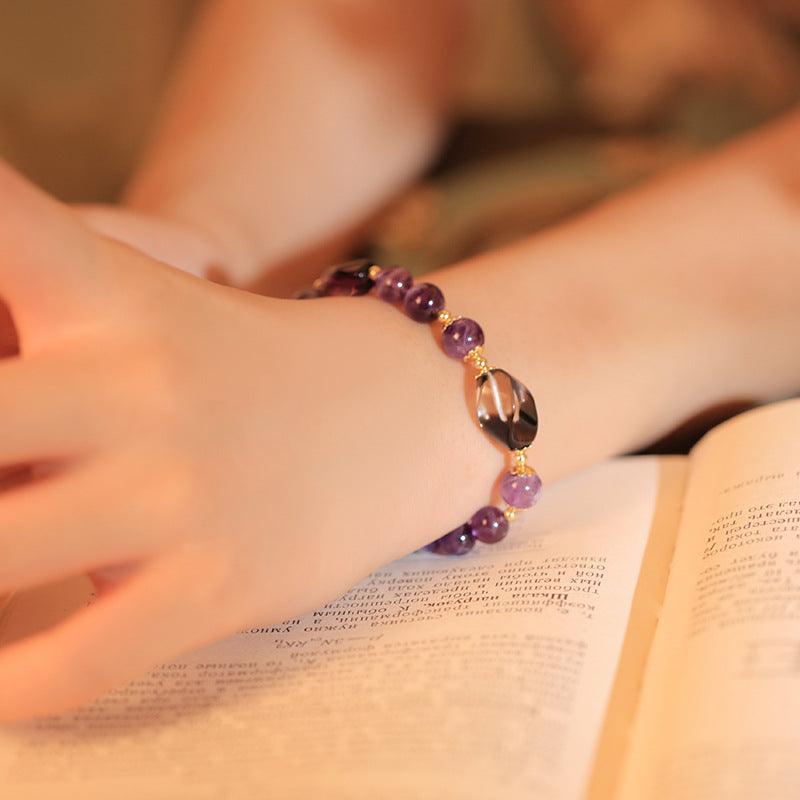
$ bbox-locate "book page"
[617,399,800,800]
[0,458,678,800]
[585,458,686,800]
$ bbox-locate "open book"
[1,399,799,799]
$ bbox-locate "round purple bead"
[431,523,475,556]
[403,282,445,323]
[374,267,413,303]
[469,505,509,544]
[500,471,542,509]
[442,317,484,359]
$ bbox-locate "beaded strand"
[297,259,541,555]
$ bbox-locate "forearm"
[433,113,800,475]
[123,0,463,288]
[432,235,795,490]
[344,112,800,560]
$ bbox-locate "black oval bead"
[475,368,538,450]
[320,259,375,296]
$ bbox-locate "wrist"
[276,294,500,564]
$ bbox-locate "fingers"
[0,160,97,346]
[0,354,108,466]
[0,456,170,595]
[0,550,233,721]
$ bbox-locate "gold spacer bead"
[463,345,481,361]
[464,346,491,374]
[465,345,483,359]
[368,265,382,280]
[437,309,462,329]
[510,448,533,476]
[504,507,518,522]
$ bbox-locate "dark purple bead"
[500,471,542,509]
[403,282,445,323]
[442,317,484,359]
[320,259,375,296]
[469,506,509,544]
[431,523,475,555]
[374,267,413,303]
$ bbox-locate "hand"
[73,203,361,297]
[0,162,491,721]
[72,204,231,281]
[2,111,799,721]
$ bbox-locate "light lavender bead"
[500,471,542,509]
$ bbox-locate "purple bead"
[431,523,475,555]
[500,471,542,509]
[374,267,413,303]
[469,506,509,544]
[403,282,445,323]
[320,259,374,296]
[442,317,484,359]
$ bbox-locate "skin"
[81,0,464,290]
[0,2,798,720]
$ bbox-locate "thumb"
[0,161,98,351]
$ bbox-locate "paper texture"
[0,458,663,800]
[617,400,800,799]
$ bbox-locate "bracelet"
[296,259,541,555]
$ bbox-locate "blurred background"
[0,0,798,447]
[0,0,799,273]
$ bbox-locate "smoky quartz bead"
[475,368,538,450]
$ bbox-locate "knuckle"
[131,453,203,543]
[91,335,184,439]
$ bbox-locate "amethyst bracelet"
[297,259,541,555]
